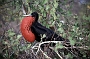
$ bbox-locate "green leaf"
[55,42,64,53]
[83,54,86,57]
[40,34,46,40]
[51,21,55,26]
[43,12,46,17]
[68,37,72,40]
[83,15,90,20]
[56,43,64,49]
[9,32,15,36]
[17,35,22,40]
[42,34,46,38]
[43,0,48,4]
[59,44,64,48]
[4,41,8,44]
[68,37,76,45]
[46,5,49,11]
[63,33,67,38]
[14,41,19,45]
[57,28,64,33]
[27,44,31,48]
[53,14,57,20]
[88,34,90,39]
[70,40,76,45]
[54,2,58,8]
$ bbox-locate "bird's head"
[31,12,39,22]
[23,12,39,22]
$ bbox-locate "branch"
[31,41,89,59]
[31,41,64,59]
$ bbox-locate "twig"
[31,41,89,59]
[31,41,64,59]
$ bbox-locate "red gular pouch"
[20,16,35,42]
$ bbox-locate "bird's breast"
[20,16,35,42]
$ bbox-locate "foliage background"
[0,0,90,59]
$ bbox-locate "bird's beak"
[23,14,31,17]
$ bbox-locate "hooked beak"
[23,14,32,17]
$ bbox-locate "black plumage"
[31,12,65,42]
